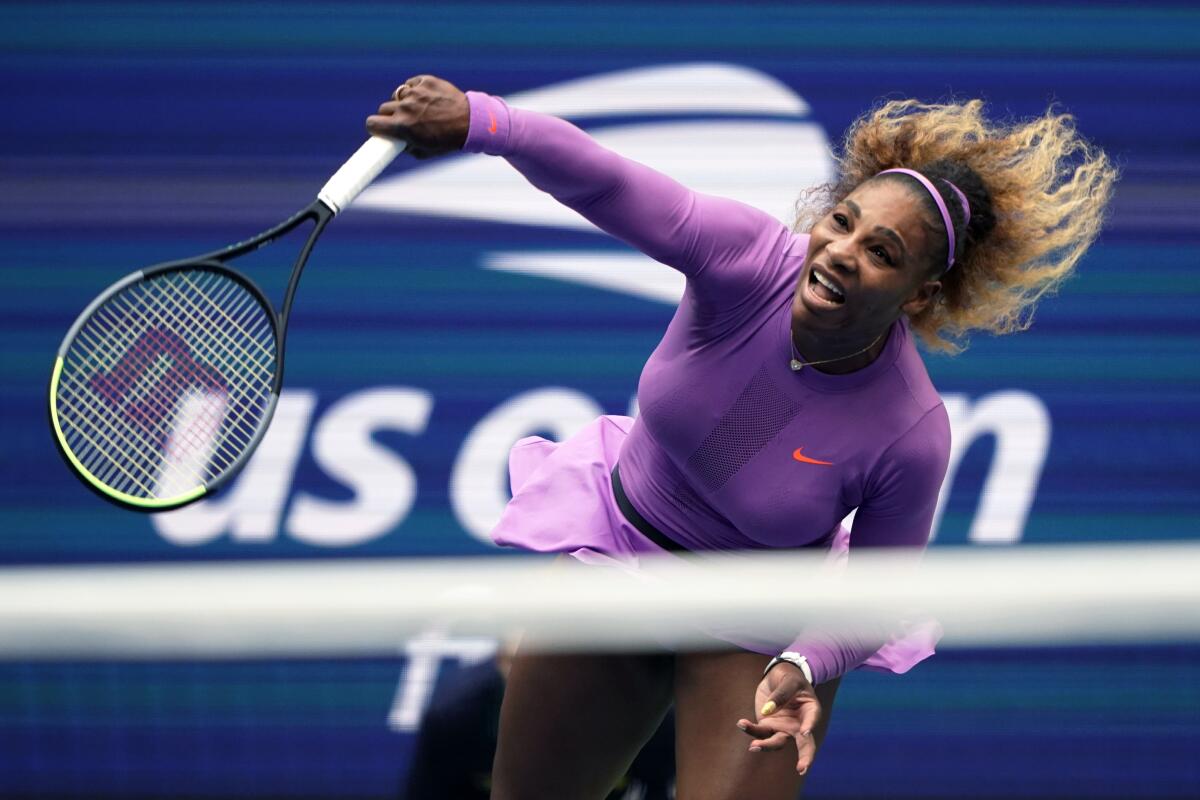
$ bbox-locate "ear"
[901,279,942,317]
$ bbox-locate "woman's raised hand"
[736,662,823,775]
[366,75,470,159]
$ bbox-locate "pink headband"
[877,168,971,273]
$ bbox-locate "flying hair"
[795,99,1118,354]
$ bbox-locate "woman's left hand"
[736,662,822,775]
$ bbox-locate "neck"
[790,321,891,375]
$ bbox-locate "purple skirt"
[491,415,941,675]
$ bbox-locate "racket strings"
[129,271,275,471]
[64,303,250,490]
[64,272,272,495]
[125,276,273,452]
[74,279,261,461]
[59,314,193,492]
[55,269,277,501]
[59,315,229,495]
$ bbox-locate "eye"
[870,245,894,266]
[832,213,849,229]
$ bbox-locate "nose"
[825,234,859,273]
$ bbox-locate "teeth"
[814,270,844,297]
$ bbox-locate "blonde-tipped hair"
[796,99,1118,353]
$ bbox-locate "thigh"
[673,650,841,800]
[490,648,674,800]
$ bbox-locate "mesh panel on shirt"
[686,364,801,492]
[671,479,704,515]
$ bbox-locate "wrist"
[765,652,814,684]
[463,91,511,155]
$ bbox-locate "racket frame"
[49,134,404,511]
[49,201,333,511]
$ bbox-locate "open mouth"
[808,267,846,305]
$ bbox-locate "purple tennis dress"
[463,92,952,686]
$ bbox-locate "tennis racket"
[48,135,406,511]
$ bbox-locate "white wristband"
[764,652,814,684]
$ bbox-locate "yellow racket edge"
[49,357,207,510]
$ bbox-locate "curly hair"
[795,99,1118,353]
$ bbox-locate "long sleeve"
[787,404,952,685]
[462,91,789,311]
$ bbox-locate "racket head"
[49,263,282,511]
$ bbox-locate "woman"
[367,75,1115,799]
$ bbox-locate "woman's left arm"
[786,403,952,683]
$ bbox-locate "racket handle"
[317,136,406,215]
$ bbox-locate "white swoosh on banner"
[484,251,686,305]
[501,62,810,118]
[355,63,833,304]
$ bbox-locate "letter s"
[287,388,433,547]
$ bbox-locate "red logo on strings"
[90,328,228,445]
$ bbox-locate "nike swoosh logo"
[488,110,498,134]
[793,447,833,466]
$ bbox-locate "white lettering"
[152,391,316,546]
[933,391,1051,544]
[387,631,498,731]
[151,386,1051,552]
[287,388,433,547]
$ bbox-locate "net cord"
[1,543,1197,659]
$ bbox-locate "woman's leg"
[673,650,841,800]
[490,649,674,800]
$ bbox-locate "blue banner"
[1,2,1197,797]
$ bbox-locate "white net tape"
[2,542,1197,659]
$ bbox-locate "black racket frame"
[49,199,335,512]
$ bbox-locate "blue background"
[2,1,1198,797]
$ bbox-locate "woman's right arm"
[367,76,789,291]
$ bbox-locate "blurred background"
[2,1,1198,797]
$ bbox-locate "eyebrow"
[842,199,908,261]
[875,226,908,261]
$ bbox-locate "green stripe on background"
[2,3,1199,54]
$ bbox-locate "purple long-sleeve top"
[464,92,952,684]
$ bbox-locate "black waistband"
[610,464,688,553]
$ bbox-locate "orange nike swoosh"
[792,447,833,466]
[487,110,497,134]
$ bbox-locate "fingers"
[370,74,469,156]
[736,718,786,746]
[739,717,817,774]
[736,718,770,737]
[391,74,426,100]
[797,693,820,740]
[750,731,790,752]
[369,76,441,137]
[789,694,820,774]
[366,98,416,141]
[762,667,809,716]
[373,76,426,137]
[740,700,821,776]
[365,113,401,138]
[793,727,816,775]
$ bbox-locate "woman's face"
[794,179,944,338]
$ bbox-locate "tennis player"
[368,75,1115,800]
